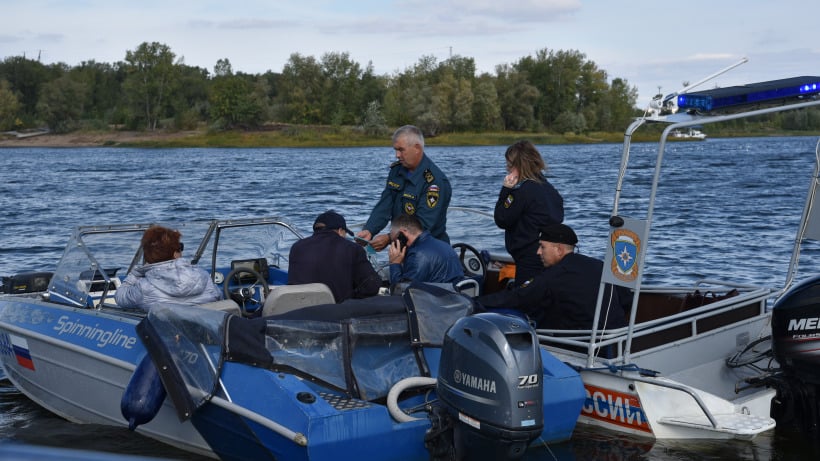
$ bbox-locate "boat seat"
[200,299,242,316]
[262,283,335,317]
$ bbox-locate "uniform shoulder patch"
[426,185,440,208]
[424,169,434,183]
[503,193,514,208]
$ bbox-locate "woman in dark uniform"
[493,140,564,286]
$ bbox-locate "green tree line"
[1,41,818,135]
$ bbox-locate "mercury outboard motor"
[770,274,820,433]
[434,312,543,461]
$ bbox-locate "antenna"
[648,57,750,116]
[664,57,749,103]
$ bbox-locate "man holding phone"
[387,213,463,287]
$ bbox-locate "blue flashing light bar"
[677,76,820,112]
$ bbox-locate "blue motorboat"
[0,217,585,460]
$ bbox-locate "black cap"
[538,223,578,245]
[314,210,353,236]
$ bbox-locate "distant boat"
[671,128,706,140]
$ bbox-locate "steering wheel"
[452,243,486,279]
[223,267,270,315]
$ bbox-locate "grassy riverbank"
[2,124,818,148]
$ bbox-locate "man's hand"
[356,229,373,242]
[369,233,391,252]
[387,239,406,264]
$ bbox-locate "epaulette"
[389,161,401,168]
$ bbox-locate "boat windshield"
[47,224,160,307]
[45,218,302,308]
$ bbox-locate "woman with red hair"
[115,225,221,310]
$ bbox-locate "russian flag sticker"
[10,335,35,371]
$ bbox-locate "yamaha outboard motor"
[435,312,543,461]
[771,274,820,433]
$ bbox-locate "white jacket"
[115,258,221,311]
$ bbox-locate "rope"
[567,361,659,377]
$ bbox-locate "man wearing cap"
[356,125,452,251]
[288,210,382,303]
[474,223,629,330]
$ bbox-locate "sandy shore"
[0,130,200,147]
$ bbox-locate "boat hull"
[194,365,433,461]
[546,309,775,440]
[190,350,585,461]
[0,297,213,457]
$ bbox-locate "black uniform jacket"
[475,252,629,330]
[288,231,382,303]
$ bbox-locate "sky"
[2,0,818,109]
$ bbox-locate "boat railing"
[780,139,820,298]
[690,278,768,291]
[539,283,772,363]
[589,95,820,366]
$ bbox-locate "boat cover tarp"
[137,282,473,421]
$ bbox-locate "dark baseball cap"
[538,223,578,245]
[313,210,353,236]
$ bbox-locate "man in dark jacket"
[475,223,629,330]
[288,210,382,303]
[387,213,463,287]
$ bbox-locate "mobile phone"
[396,232,409,250]
[354,236,372,246]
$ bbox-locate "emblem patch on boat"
[610,229,641,283]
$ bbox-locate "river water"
[2,137,820,460]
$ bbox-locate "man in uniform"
[474,223,629,330]
[356,125,451,251]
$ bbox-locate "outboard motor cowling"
[436,313,543,461]
[770,274,820,434]
[772,274,820,384]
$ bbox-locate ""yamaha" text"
[458,371,497,394]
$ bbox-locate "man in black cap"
[474,223,628,330]
[288,210,382,303]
